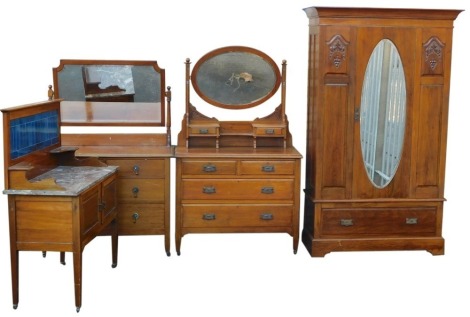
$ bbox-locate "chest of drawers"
[175,148,302,255]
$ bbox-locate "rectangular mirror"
[53,60,166,126]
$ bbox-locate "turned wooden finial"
[47,85,54,100]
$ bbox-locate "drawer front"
[118,179,165,202]
[320,207,437,236]
[182,204,293,227]
[117,203,165,234]
[182,160,237,175]
[106,159,165,178]
[254,127,284,136]
[181,179,294,200]
[189,126,218,136]
[239,160,295,175]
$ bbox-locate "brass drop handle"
[340,219,354,226]
[260,213,274,220]
[265,128,275,134]
[132,212,140,224]
[133,165,140,175]
[406,217,418,225]
[202,213,216,220]
[203,164,217,173]
[199,128,209,134]
[132,187,139,198]
[261,186,274,194]
[261,165,275,172]
[202,186,216,194]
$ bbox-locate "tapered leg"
[111,219,118,268]
[60,252,66,265]
[73,251,82,312]
[10,249,18,309]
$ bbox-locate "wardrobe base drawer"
[320,207,438,236]
[182,204,293,228]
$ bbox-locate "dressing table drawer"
[181,179,294,200]
[182,160,237,175]
[239,160,295,175]
[182,204,293,227]
[117,179,165,202]
[106,159,165,178]
[117,203,165,234]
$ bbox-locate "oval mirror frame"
[360,39,407,188]
[191,46,281,109]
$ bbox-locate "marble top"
[3,165,118,196]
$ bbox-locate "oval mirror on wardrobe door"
[360,39,406,188]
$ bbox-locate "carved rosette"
[422,36,445,75]
[327,35,349,70]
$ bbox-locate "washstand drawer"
[320,207,438,236]
[106,159,165,178]
[181,160,237,175]
[181,179,294,200]
[117,179,165,202]
[117,203,165,234]
[182,204,293,227]
[239,160,295,175]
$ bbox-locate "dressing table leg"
[111,219,118,268]
[73,251,82,312]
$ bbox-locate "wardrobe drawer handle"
[202,213,216,221]
[261,165,275,172]
[265,128,275,134]
[202,186,216,194]
[203,164,217,173]
[406,217,418,225]
[340,219,353,226]
[260,213,274,220]
[261,187,274,194]
[199,128,209,134]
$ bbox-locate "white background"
[0,0,468,316]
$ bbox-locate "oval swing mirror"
[360,39,406,188]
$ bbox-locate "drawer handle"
[132,186,139,198]
[261,165,275,173]
[133,165,140,175]
[202,186,216,194]
[406,217,418,225]
[340,219,354,226]
[261,186,274,194]
[98,202,106,211]
[203,164,217,173]
[260,213,274,220]
[199,128,209,134]
[202,213,216,221]
[265,128,275,134]
[132,212,140,224]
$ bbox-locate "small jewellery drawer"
[106,159,165,178]
[117,179,165,202]
[182,204,293,227]
[188,123,219,136]
[239,160,295,175]
[320,207,438,236]
[181,160,237,175]
[253,126,285,136]
[117,203,165,234]
[181,179,294,200]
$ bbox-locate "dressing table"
[174,46,302,254]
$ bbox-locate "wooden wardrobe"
[302,7,462,257]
